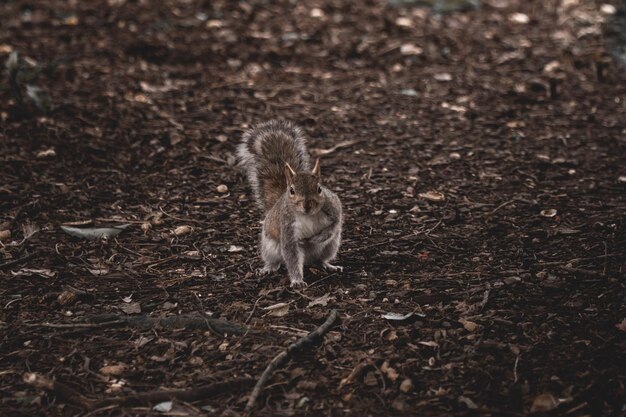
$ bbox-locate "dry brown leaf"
[400,378,414,393]
[458,395,478,409]
[400,43,423,56]
[363,371,378,386]
[339,361,371,389]
[459,319,478,332]
[173,225,193,236]
[381,328,398,341]
[419,191,445,202]
[100,364,127,376]
[62,15,79,26]
[510,13,530,24]
[381,362,399,382]
[530,393,559,412]
[434,72,452,82]
[263,302,290,317]
[57,290,77,306]
[395,17,413,27]
[392,398,408,411]
[540,209,557,218]
[308,293,333,308]
[119,302,141,315]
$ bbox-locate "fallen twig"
[245,309,339,414]
[24,320,125,329]
[0,252,36,270]
[245,296,263,324]
[488,198,534,216]
[535,254,618,267]
[310,140,359,156]
[26,313,252,336]
[24,372,253,409]
[559,266,605,278]
[339,359,374,389]
[349,219,442,253]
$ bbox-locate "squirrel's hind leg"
[317,235,343,272]
[258,233,282,276]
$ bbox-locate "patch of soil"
[1,1,625,416]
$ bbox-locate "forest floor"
[1,0,625,416]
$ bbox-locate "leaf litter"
[1,1,624,416]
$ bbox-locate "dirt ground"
[1,0,625,416]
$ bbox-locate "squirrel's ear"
[311,158,321,177]
[284,163,296,183]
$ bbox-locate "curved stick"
[245,309,339,414]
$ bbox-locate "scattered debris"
[263,302,290,317]
[400,43,423,56]
[311,140,358,156]
[510,13,530,24]
[61,224,130,240]
[35,148,56,158]
[308,293,333,308]
[382,312,415,321]
[153,401,173,412]
[245,310,339,413]
[434,72,453,82]
[173,225,193,236]
[540,209,557,218]
[459,319,478,332]
[227,245,244,252]
[419,191,446,202]
[530,393,559,413]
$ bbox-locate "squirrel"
[237,119,343,288]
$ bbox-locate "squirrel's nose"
[303,201,311,213]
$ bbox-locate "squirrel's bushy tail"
[237,119,310,212]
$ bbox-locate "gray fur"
[238,120,343,287]
[237,119,310,212]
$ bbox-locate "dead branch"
[26,313,251,336]
[24,373,93,408]
[559,266,605,278]
[0,252,36,270]
[244,309,339,414]
[24,372,253,409]
[24,320,125,329]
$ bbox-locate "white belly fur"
[294,211,331,240]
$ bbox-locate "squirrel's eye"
[317,186,322,194]
[289,186,295,195]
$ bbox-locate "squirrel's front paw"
[289,276,308,288]
[256,264,279,276]
[323,261,343,272]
